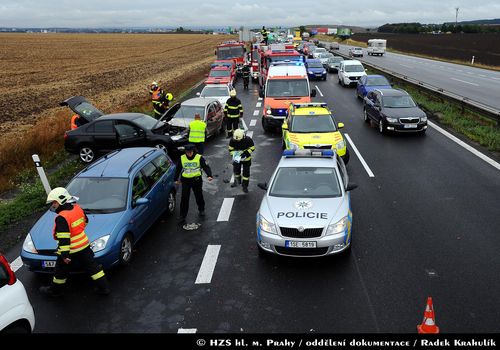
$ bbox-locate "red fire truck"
[258,44,304,87]
[215,41,246,75]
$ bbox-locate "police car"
[282,103,349,164]
[256,149,357,257]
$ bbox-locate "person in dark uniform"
[174,144,213,224]
[228,129,255,193]
[241,63,251,90]
[39,187,110,297]
[223,89,243,138]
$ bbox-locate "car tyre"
[2,323,30,334]
[363,109,369,123]
[262,117,271,133]
[166,189,176,216]
[119,233,134,266]
[342,148,350,165]
[79,146,95,163]
[154,143,168,153]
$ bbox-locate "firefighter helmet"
[46,187,72,205]
[233,129,245,141]
[166,93,173,101]
[151,81,159,90]
[230,89,237,97]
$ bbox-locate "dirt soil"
[351,33,500,67]
[0,33,229,138]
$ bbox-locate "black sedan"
[362,89,427,134]
[63,97,174,163]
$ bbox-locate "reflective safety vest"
[151,89,162,101]
[181,154,202,178]
[53,204,90,254]
[189,120,206,143]
[70,114,80,130]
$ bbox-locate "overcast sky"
[1,0,499,28]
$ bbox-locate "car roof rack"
[282,149,335,158]
[127,149,157,174]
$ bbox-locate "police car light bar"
[283,149,334,157]
[292,102,328,109]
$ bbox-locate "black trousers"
[193,142,204,155]
[225,117,240,133]
[180,176,205,218]
[233,160,251,188]
[52,246,107,291]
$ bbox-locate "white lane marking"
[344,133,375,178]
[428,121,500,171]
[256,102,262,108]
[399,63,414,69]
[492,77,500,81]
[450,77,479,86]
[258,97,262,101]
[253,110,260,116]
[250,119,257,127]
[241,118,248,131]
[315,85,324,97]
[178,328,197,333]
[195,245,221,284]
[10,256,23,273]
[217,198,235,222]
[478,74,486,77]
[230,174,234,184]
[247,130,254,138]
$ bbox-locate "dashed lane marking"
[399,63,414,69]
[344,133,375,178]
[10,256,23,273]
[253,110,260,116]
[250,119,257,127]
[195,245,221,284]
[428,121,500,171]
[247,130,254,138]
[258,97,262,101]
[256,102,262,108]
[315,85,324,97]
[450,77,479,86]
[216,198,235,222]
[178,328,197,333]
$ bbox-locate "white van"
[338,60,367,87]
[367,39,386,56]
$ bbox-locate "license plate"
[404,124,418,128]
[285,241,317,248]
[42,260,56,268]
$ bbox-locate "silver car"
[318,52,334,66]
[256,149,357,257]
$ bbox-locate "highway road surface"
[329,42,500,111]
[5,72,500,333]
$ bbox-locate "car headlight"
[386,117,398,123]
[288,141,299,150]
[420,116,427,122]
[335,140,346,150]
[23,233,38,253]
[308,70,314,74]
[322,70,326,74]
[259,215,277,235]
[326,217,348,236]
[90,235,110,253]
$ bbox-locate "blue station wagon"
[21,147,177,272]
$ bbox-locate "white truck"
[367,39,386,56]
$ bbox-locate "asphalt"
[329,43,500,111]
[7,72,500,333]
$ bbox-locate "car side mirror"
[196,92,201,97]
[133,197,149,208]
[346,182,358,191]
[310,89,317,97]
[259,89,264,98]
[338,122,344,129]
[257,182,268,191]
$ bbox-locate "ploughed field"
[351,33,500,66]
[0,33,226,137]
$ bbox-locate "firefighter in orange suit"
[39,187,110,297]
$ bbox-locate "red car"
[205,66,234,85]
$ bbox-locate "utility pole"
[455,7,459,27]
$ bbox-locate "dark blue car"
[305,59,327,80]
[356,75,391,99]
[21,147,177,272]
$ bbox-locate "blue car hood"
[364,85,391,93]
[29,210,125,250]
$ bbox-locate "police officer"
[224,89,243,138]
[149,81,173,119]
[39,187,110,297]
[229,129,255,193]
[241,63,251,90]
[174,144,213,224]
[188,113,207,154]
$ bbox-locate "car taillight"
[64,132,68,139]
[0,255,17,285]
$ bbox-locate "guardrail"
[322,42,500,125]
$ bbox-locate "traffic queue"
[19,29,362,302]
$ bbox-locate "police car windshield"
[266,79,309,97]
[291,114,336,133]
[269,167,341,198]
[201,86,229,97]
[66,177,128,213]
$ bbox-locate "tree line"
[378,22,500,34]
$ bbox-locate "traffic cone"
[417,297,440,333]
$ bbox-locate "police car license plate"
[42,260,56,268]
[404,124,418,128]
[285,241,317,248]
